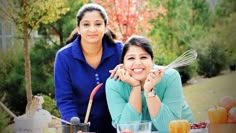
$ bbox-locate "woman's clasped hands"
[110,64,164,92]
[144,68,164,93]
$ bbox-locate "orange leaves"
[157,2,167,16]
[95,0,168,42]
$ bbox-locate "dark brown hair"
[66,3,116,45]
[121,35,153,63]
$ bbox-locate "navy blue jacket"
[54,37,123,132]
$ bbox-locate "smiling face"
[77,11,107,44]
[123,45,153,82]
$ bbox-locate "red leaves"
[95,0,167,42]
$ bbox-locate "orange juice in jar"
[168,120,190,133]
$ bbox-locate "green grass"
[183,70,236,122]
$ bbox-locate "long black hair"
[66,3,116,45]
[121,35,154,63]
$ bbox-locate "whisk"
[164,49,198,70]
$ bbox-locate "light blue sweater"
[105,67,194,132]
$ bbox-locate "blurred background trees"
[0,0,69,116]
[94,0,167,42]
[0,0,235,126]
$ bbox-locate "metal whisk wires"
[164,49,198,70]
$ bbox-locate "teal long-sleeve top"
[105,67,194,132]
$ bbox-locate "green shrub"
[0,39,61,116]
[177,63,198,84]
[0,109,11,133]
[31,39,60,95]
[153,48,177,66]
[41,94,60,117]
[198,41,227,77]
[0,44,26,116]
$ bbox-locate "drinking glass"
[61,124,71,133]
[77,123,90,132]
[61,123,90,133]
[116,120,151,133]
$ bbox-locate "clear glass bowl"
[116,120,152,133]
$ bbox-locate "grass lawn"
[183,70,236,122]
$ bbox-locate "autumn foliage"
[94,0,167,42]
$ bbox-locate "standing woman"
[54,3,123,133]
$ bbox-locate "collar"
[72,37,115,62]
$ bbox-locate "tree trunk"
[23,0,32,112]
[58,21,64,45]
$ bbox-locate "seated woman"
[105,35,194,132]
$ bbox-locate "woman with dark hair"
[106,35,194,132]
[54,3,123,133]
